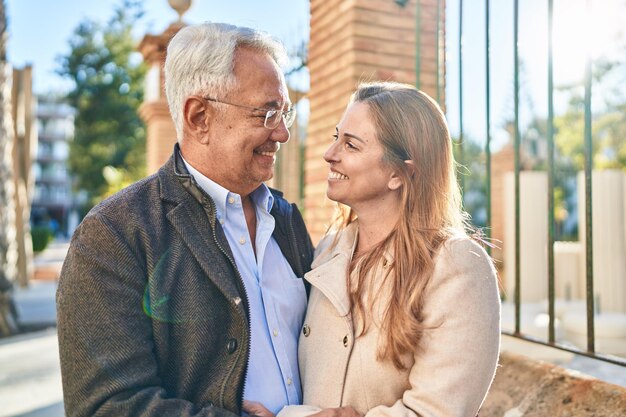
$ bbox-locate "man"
[57,23,314,417]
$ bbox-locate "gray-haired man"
[57,22,313,417]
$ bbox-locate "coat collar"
[305,222,396,316]
[304,223,358,316]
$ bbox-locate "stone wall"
[482,351,626,416]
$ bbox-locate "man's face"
[203,47,291,196]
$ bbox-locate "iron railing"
[400,0,626,367]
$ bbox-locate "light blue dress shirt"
[182,158,307,415]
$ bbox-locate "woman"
[246,82,500,417]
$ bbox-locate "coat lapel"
[305,223,358,317]
[159,149,242,304]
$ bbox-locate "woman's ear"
[388,173,403,191]
[388,160,415,191]
[183,96,212,144]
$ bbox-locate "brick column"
[305,0,445,243]
[138,23,183,175]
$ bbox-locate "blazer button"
[302,324,311,337]
[343,335,349,347]
[226,338,238,354]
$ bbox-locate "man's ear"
[183,96,212,144]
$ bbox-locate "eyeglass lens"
[265,108,296,129]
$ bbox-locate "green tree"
[57,0,146,211]
[554,40,626,171]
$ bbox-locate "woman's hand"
[243,400,275,417]
[309,406,363,417]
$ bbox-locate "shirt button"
[343,335,349,347]
[273,329,278,337]
[239,237,246,245]
[228,196,235,204]
[219,219,224,225]
[286,377,293,385]
[302,324,311,337]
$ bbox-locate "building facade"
[32,96,81,238]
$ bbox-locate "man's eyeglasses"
[204,96,296,129]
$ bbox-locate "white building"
[31,96,82,238]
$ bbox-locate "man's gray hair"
[164,22,288,141]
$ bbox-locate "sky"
[445,0,626,150]
[6,0,310,94]
[6,0,626,152]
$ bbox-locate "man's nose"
[269,118,290,143]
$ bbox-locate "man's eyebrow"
[262,100,292,109]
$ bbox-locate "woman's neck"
[354,198,401,254]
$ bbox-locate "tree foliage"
[554,40,626,171]
[57,0,146,211]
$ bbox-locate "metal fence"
[401,0,626,367]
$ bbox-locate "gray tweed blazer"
[57,145,314,417]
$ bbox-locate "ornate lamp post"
[137,1,193,174]
[168,0,192,23]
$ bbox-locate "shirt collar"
[180,155,274,219]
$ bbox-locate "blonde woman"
[244,82,500,417]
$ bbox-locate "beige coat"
[296,223,500,417]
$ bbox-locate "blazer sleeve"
[56,213,237,417]
[365,238,501,417]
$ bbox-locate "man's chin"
[251,170,274,186]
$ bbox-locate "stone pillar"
[504,171,548,302]
[577,170,626,314]
[11,66,35,287]
[305,0,445,243]
[138,23,184,175]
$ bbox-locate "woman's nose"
[323,140,339,162]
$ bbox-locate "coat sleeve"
[365,238,501,417]
[56,213,237,417]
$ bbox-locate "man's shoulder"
[92,173,159,212]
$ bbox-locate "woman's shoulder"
[425,234,500,314]
[433,233,497,282]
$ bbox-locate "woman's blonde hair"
[333,81,469,369]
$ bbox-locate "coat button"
[343,335,349,347]
[226,338,238,354]
[302,324,311,337]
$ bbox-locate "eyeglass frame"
[203,96,296,129]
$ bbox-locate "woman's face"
[323,101,401,212]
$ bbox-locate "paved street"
[0,241,66,417]
[0,329,64,417]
